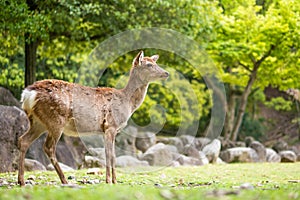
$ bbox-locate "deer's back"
[21,79,121,135]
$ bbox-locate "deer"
[18,51,169,186]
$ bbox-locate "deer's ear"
[133,51,144,66]
[151,55,159,62]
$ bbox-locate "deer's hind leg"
[43,128,68,184]
[18,116,46,186]
[104,127,117,184]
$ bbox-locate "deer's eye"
[146,63,153,67]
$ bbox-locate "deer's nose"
[164,72,169,77]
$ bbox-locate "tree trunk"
[223,85,237,140]
[25,36,38,87]
[230,45,276,141]
[231,67,258,141]
[24,0,38,87]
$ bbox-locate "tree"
[209,0,300,141]
[0,0,219,134]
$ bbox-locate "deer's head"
[131,51,169,83]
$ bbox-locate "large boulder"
[26,134,50,167]
[56,136,86,169]
[0,105,29,172]
[198,151,210,165]
[279,150,297,162]
[115,126,138,157]
[26,135,86,170]
[244,136,255,147]
[116,155,149,167]
[141,143,173,166]
[0,87,21,107]
[179,135,196,146]
[220,147,259,163]
[202,139,221,163]
[84,155,106,168]
[88,147,106,159]
[168,137,184,153]
[249,141,266,162]
[80,135,104,149]
[194,137,211,150]
[183,145,201,159]
[165,145,178,154]
[24,159,46,171]
[135,131,156,153]
[273,140,289,152]
[46,162,74,172]
[62,136,87,169]
[266,148,281,163]
[176,154,203,166]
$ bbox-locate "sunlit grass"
[1,163,299,200]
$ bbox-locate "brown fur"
[18,51,169,185]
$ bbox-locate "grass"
[0,163,300,200]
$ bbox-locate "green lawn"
[1,163,300,200]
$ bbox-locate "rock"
[27,175,36,181]
[87,168,102,175]
[198,151,210,165]
[220,138,235,150]
[235,141,246,147]
[46,162,74,172]
[141,143,173,166]
[266,148,281,162]
[240,183,254,190]
[194,137,211,150]
[56,137,86,169]
[0,105,29,172]
[273,140,289,152]
[27,135,85,170]
[220,147,259,163]
[179,135,196,146]
[216,157,226,164]
[250,141,266,162]
[244,136,255,147]
[25,134,50,167]
[279,150,297,162]
[61,136,86,169]
[88,148,106,159]
[176,154,203,166]
[24,159,46,171]
[183,145,200,159]
[84,155,106,168]
[116,155,149,167]
[171,161,181,167]
[202,139,221,163]
[168,137,184,153]
[80,135,104,149]
[156,137,170,144]
[68,175,76,180]
[289,145,300,156]
[0,87,21,107]
[135,131,156,153]
[115,126,138,157]
[165,145,178,154]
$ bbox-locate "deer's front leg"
[104,128,117,184]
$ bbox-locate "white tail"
[18,51,169,185]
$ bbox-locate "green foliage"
[239,113,266,141]
[265,97,293,111]
[209,0,300,89]
[1,0,300,136]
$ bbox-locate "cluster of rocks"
[0,86,299,173]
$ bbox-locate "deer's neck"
[122,72,149,113]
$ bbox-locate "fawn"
[18,51,169,185]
